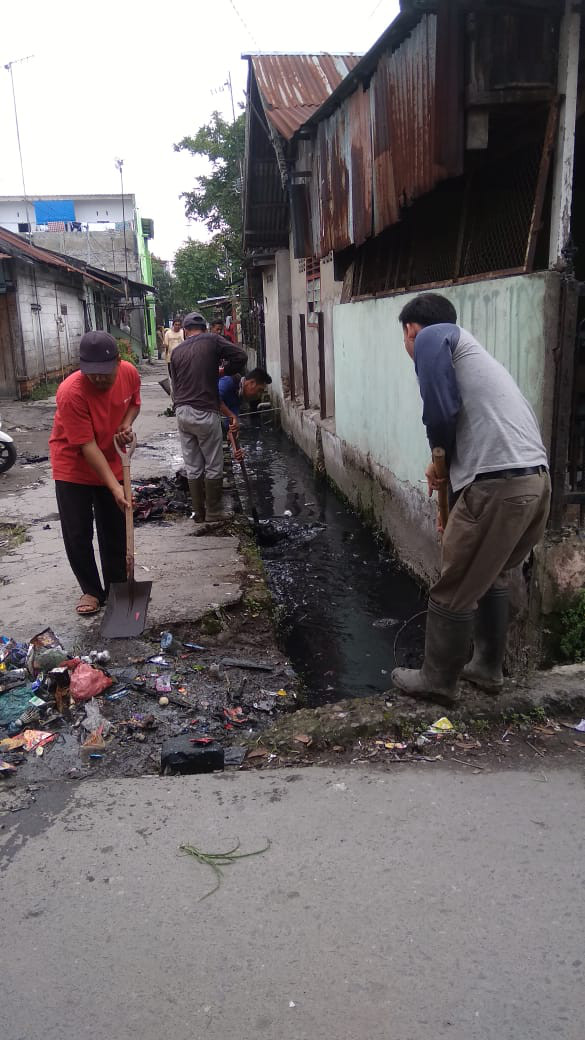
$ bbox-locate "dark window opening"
[18,222,30,233]
[349,104,551,298]
[306,258,321,326]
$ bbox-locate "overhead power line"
[226,0,260,49]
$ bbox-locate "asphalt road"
[1,763,584,1040]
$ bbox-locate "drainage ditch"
[237,427,426,706]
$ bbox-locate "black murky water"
[238,428,426,704]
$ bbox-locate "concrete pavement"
[1,762,584,1040]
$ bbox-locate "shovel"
[101,433,152,638]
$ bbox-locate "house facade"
[242,0,585,652]
[0,194,156,359]
[0,226,152,398]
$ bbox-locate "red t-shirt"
[49,362,141,485]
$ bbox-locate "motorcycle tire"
[0,441,17,474]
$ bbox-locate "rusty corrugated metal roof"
[249,54,362,140]
[307,10,465,257]
[0,225,121,291]
[0,225,127,292]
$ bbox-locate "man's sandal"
[76,594,101,616]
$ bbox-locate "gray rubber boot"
[462,586,509,693]
[205,477,232,522]
[392,599,474,707]
[188,477,206,523]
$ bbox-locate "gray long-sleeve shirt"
[414,324,548,493]
[170,333,247,412]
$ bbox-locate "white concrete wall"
[14,262,86,381]
[0,196,135,232]
[31,230,141,280]
[262,249,291,396]
[333,271,560,488]
[288,247,342,414]
[277,270,560,583]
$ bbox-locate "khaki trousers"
[431,471,551,612]
[176,406,224,480]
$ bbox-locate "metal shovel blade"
[101,579,152,638]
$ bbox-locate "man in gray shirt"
[392,293,550,705]
[170,312,247,522]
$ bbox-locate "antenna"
[4,55,35,239]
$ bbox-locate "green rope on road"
[179,838,271,899]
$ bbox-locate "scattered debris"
[161,735,224,775]
[220,657,274,672]
[372,618,400,629]
[428,717,454,733]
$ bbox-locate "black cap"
[183,311,207,330]
[79,331,120,374]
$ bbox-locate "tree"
[173,239,231,313]
[150,255,179,323]
[174,111,245,278]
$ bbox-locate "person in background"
[156,325,165,360]
[223,313,236,343]
[49,332,141,616]
[170,312,247,523]
[210,317,224,335]
[391,293,550,706]
[163,318,184,374]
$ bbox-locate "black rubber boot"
[462,586,509,693]
[391,600,474,707]
[188,477,206,523]
[205,477,232,522]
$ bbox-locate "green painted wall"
[332,271,560,488]
[135,207,156,358]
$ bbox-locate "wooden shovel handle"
[122,462,134,582]
[432,447,449,532]
[116,432,136,582]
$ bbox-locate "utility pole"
[4,55,34,240]
[115,158,130,302]
[226,72,236,125]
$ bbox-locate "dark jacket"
[170,333,247,412]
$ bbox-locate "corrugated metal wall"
[308,13,463,258]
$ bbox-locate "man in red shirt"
[49,331,141,615]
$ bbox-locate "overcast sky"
[0,0,399,262]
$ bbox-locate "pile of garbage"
[0,628,292,778]
[132,472,191,524]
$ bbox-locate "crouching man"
[391,293,550,706]
[170,311,247,522]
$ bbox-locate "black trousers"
[55,480,126,602]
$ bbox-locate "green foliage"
[559,590,585,661]
[150,255,180,323]
[116,338,138,367]
[29,379,61,400]
[174,111,244,283]
[173,239,231,312]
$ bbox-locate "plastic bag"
[82,699,112,736]
[0,685,36,725]
[69,662,113,703]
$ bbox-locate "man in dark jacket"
[391,293,550,706]
[169,311,247,522]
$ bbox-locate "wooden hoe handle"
[432,447,449,533]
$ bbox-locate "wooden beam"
[524,97,560,272]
